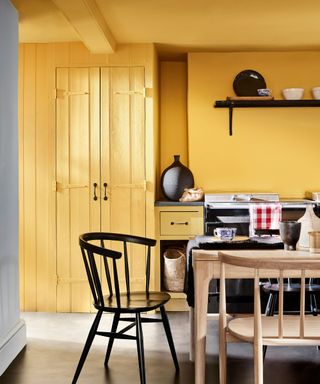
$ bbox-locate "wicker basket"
[163,248,186,292]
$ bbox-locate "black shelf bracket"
[214,99,320,136]
[228,104,233,136]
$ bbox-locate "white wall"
[0,0,26,375]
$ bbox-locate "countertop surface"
[154,199,316,207]
[155,200,204,206]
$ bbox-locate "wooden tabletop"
[192,249,320,262]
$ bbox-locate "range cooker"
[203,193,320,313]
[204,192,319,236]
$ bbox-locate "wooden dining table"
[191,248,320,384]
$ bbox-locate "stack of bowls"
[312,87,320,100]
[282,88,304,100]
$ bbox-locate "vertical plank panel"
[100,68,110,233]
[89,67,101,311]
[69,68,91,312]
[109,68,131,287]
[109,67,131,235]
[23,44,37,310]
[89,67,101,234]
[100,68,112,299]
[69,42,90,66]
[46,44,58,312]
[53,43,70,68]
[147,47,158,290]
[130,67,146,290]
[56,68,71,312]
[18,44,25,311]
[35,44,51,311]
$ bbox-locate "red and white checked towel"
[249,203,282,235]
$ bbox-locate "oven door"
[205,205,250,236]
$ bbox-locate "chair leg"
[219,328,227,384]
[310,293,318,315]
[310,293,320,350]
[160,305,180,371]
[71,310,103,384]
[263,293,274,360]
[270,293,277,316]
[253,343,264,384]
[104,312,120,367]
[136,313,146,384]
[265,293,273,316]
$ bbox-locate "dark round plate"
[233,69,266,96]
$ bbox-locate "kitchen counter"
[155,200,204,206]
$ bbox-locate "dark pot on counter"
[279,221,301,251]
[160,155,194,201]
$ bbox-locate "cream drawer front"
[160,211,203,236]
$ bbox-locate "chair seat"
[262,282,320,294]
[228,315,320,344]
[95,291,171,313]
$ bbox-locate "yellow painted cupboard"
[19,43,159,312]
[56,66,147,312]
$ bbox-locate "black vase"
[160,155,194,201]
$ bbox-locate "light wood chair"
[218,251,320,384]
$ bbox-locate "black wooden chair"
[72,232,179,384]
[263,278,320,317]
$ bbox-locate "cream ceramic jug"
[298,205,320,248]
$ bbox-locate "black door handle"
[103,182,108,201]
[93,183,98,201]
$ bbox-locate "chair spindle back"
[219,252,320,341]
[79,232,156,309]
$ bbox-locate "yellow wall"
[160,61,188,183]
[188,51,320,198]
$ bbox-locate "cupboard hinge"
[53,88,89,99]
[113,88,152,98]
[112,180,147,191]
[53,181,88,192]
[55,275,88,285]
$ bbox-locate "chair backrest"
[218,251,320,341]
[79,232,156,308]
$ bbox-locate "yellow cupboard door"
[56,67,100,312]
[101,67,147,292]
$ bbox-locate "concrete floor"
[0,311,319,383]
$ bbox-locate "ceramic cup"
[214,227,237,241]
[279,221,301,251]
[257,88,271,96]
[308,231,320,253]
[312,87,320,100]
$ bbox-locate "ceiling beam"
[52,0,116,53]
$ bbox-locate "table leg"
[189,307,194,361]
[194,260,211,384]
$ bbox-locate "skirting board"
[0,319,26,376]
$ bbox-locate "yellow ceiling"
[12,0,79,43]
[11,0,320,54]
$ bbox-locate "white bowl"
[282,88,304,100]
[312,87,320,100]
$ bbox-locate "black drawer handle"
[171,221,189,225]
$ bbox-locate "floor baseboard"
[0,319,26,376]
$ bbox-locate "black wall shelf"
[214,99,320,136]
